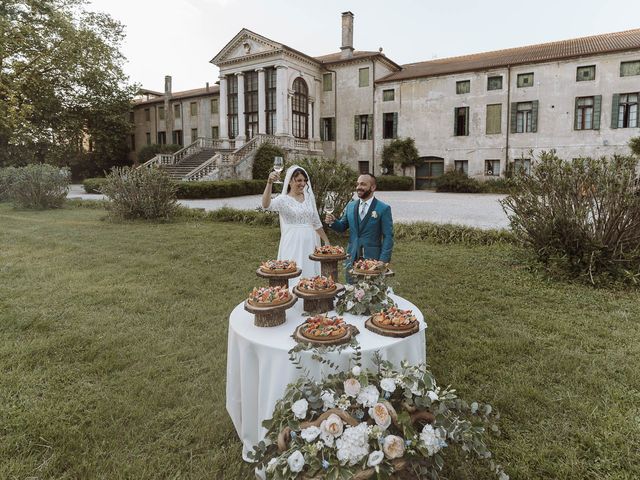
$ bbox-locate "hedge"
[83,178,270,199]
[376,175,414,191]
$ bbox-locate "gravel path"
[68,185,510,230]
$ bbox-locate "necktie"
[360,201,367,220]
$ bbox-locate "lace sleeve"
[267,194,285,212]
[311,202,322,230]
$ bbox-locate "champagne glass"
[324,193,335,218]
[273,156,284,184]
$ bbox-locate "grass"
[1,203,639,479]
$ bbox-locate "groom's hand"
[324,213,335,224]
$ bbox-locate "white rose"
[356,385,380,407]
[380,378,396,393]
[321,390,336,410]
[301,425,321,442]
[351,366,361,376]
[291,398,308,419]
[346,300,355,310]
[344,378,361,397]
[367,450,384,467]
[320,429,335,447]
[287,450,305,473]
[335,423,370,466]
[383,435,405,459]
[427,390,439,402]
[323,413,344,437]
[368,403,392,429]
[419,424,447,456]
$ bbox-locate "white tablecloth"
[225,294,427,460]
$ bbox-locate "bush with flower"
[336,275,395,316]
[249,358,508,479]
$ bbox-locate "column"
[275,65,287,136]
[218,75,229,147]
[313,78,321,142]
[256,68,266,135]
[307,98,313,140]
[236,72,246,145]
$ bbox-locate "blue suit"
[329,197,394,274]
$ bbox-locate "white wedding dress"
[267,167,322,286]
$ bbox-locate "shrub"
[381,137,419,175]
[252,143,286,179]
[175,179,268,199]
[501,151,640,285]
[6,164,70,209]
[137,144,182,165]
[296,157,357,216]
[435,170,482,193]
[630,136,640,156]
[395,221,516,246]
[83,177,107,194]
[376,175,413,191]
[0,166,18,201]
[482,177,515,194]
[100,166,178,220]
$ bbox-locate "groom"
[325,174,394,280]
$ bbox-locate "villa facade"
[130,12,640,185]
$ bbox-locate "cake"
[259,259,297,274]
[297,275,337,293]
[371,307,418,330]
[314,245,346,257]
[300,315,348,340]
[247,285,291,307]
[352,258,387,274]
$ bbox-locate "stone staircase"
[160,149,216,180]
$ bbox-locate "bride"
[261,164,330,284]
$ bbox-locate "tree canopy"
[0,0,136,177]
[381,137,420,175]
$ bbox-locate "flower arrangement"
[335,275,395,316]
[249,358,508,480]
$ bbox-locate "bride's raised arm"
[261,171,279,209]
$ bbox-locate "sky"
[88,0,640,93]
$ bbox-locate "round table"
[225,294,427,461]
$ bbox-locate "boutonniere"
[371,211,378,219]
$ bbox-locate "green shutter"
[392,112,398,138]
[593,95,602,130]
[454,109,458,136]
[574,97,580,130]
[367,114,373,140]
[531,100,538,133]
[354,116,359,140]
[331,118,336,141]
[465,107,469,135]
[320,119,325,141]
[611,94,620,129]
[510,103,517,133]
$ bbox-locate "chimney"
[206,82,210,92]
[340,11,354,59]
[164,75,172,95]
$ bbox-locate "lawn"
[1,204,639,479]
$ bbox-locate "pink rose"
[354,288,365,301]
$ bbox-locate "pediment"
[211,29,283,65]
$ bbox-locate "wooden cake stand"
[244,294,297,327]
[256,268,302,287]
[292,322,359,346]
[308,253,347,282]
[292,283,345,314]
[364,316,419,338]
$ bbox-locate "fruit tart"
[314,245,346,257]
[300,315,348,340]
[297,275,337,293]
[247,285,291,307]
[352,258,387,274]
[371,307,418,331]
[259,259,297,274]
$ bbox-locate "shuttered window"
[576,65,596,81]
[158,106,165,121]
[383,112,397,139]
[359,68,369,87]
[454,107,469,136]
[323,73,332,92]
[383,89,395,101]
[511,101,538,133]
[485,160,500,176]
[517,73,534,88]
[173,104,181,119]
[454,160,468,174]
[354,114,372,140]
[486,104,502,134]
[456,80,470,94]
[321,118,335,141]
[620,60,640,77]
[574,96,601,130]
[487,76,503,90]
[190,102,198,116]
[612,93,639,128]
[211,98,219,114]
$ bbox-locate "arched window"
[292,78,308,139]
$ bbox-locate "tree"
[0,0,136,176]
[381,138,420,175]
